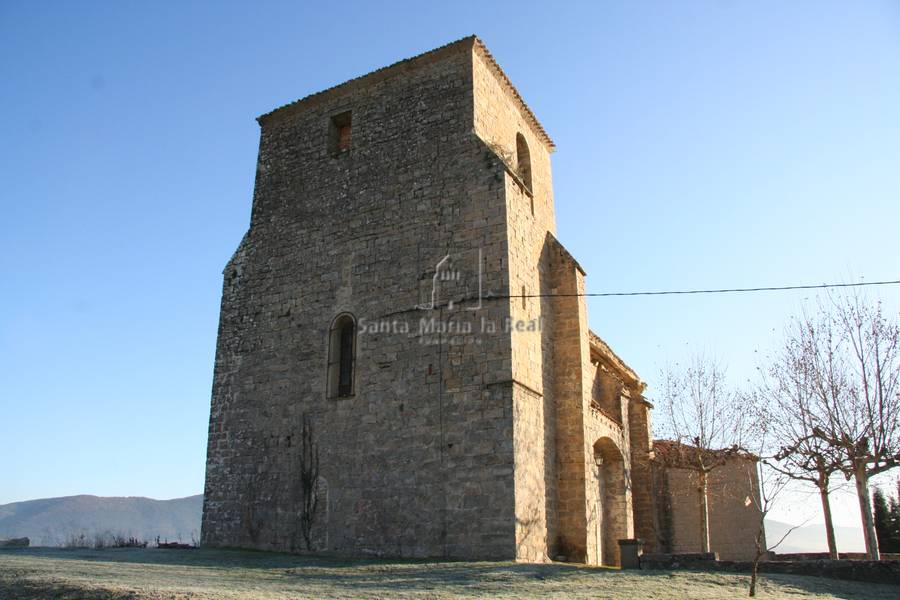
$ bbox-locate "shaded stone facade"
[650,441,765,561]
[201,36,761,564]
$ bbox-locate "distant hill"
[765,519,865,554]
[0,494,202,547]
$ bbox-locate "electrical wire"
[496,279,900,299]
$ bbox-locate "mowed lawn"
[0,548,895,599]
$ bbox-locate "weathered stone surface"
[650,443,763,561]
[201,35,760,566]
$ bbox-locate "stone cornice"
[588,330,646,394]
[471,38,555,152]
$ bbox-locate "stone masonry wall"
[627,400,656,552]
[655,457,763,561]
[203,35,667,566]
[582,388,632,565]
[472,45,558,563]
[542,237,636,566]
[547,240,588,562]
[202,39,524,559]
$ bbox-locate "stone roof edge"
[545,232,586,276]
[652,439,760,464]
[257,36,475,125]
[588,330,646,394]
[256,36,556,151]
[471,38,556,152]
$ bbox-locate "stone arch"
[593,437,628,566]
[516,132,532,192]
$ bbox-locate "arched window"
[516,132,532,192]
[327,313,356,398]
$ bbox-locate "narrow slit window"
[338,322,354,396]
[329,111,352,156]
[327,313,356,397]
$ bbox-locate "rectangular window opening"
[329,111,352,156]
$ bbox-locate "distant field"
[0,547,895,599]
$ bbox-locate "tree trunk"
[818,473,838,560]
[699,469,710,553]
[853,464,880,560]
[749,519,764,597]
[749,559,758,597]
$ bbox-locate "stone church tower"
[201,36,762,564]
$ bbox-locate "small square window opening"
[329,111,352,156]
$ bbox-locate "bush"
[111,534,147,548]
[61,531,147,549]
[62,533,89,548]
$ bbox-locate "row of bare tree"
[761,292,899,560]
[659,290,899,567]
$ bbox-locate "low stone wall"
[640,553,900,585]
[641,552,719,567]
[771,551,900,562]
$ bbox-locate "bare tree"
[746,457,802,596]
[298,413,320,551]
[659,354,750,553]
[806,292,900,560]
[734,396,807,596]
[754,318,844,558]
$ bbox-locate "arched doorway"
[593,438,627,566]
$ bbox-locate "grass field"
[0,547,895,599]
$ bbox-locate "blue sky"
[1,1,898,535]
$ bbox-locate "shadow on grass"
[638,567,898,600]
[0,547,608,590]
[0,546,599,575]
[1,578,138,600]
[2,548,895,599]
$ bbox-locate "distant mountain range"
[766,519,865,554]
[0,492,866,553]
[0,494,202,547]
